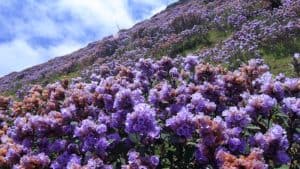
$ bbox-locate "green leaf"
[246,125,261,130]
[129,134,140,144]
[274,113,288,118]
[187,142,197,146]
[275,165,289,169]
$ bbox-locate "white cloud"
[0,0,177,77]
[0,39,84,76]
[45,41,83,58]
[0,39,44,75]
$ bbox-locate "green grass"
[151,29,233,58]
[180,29,232,56]
[0,54,97,98]
[0,56,95,98]
[0,70,81,98]
[38,69,81,86]
[221,35,300,75]
[260,36,300,76]
[0,82,22,99]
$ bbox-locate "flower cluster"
[252,125,290,165]
[0,56,298,168]
[0,0,299,168]
[125,103,160,138]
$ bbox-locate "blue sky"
[0,0,177,77]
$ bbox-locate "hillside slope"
[0,0,299,94]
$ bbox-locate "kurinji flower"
[282,97,300,116]
[227,13,247,28]
[245,94,277,117]
[195,143,209,164]
[48,139,67,153]
[194,115,227,165]
[1,7,300,167]
[122,150,159,169]
[284,78,299,93]
[183,55,199,71]
[166,108,195,138]
[227,137,246,153]
[61,104,76,120]
[157,57,174,72]
[136,58,157,77]
[222,107,251,128]
[148,83,174,106]
[149,155,160,167]
[159,83,173,102]
[66,154,81,169]
[5,144,24,165]
[169,67,180,78]
[95,137,109,154]
[19,153,50,169]
[82,136,97,152]
[111,110,128,128]
[96,124,107,134]
[252,124,290,165]
[194,64,219,83]
[216,148,268,169]
[74,119,97,138]
[107,133,121,148]
[254,72,285,100]
[81,158,112,169]
[113,89,144,111]
[125,103,160,138]
[190,93,216,114]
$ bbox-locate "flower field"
[0,56,299,168]
[0,0,299,168]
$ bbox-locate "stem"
[254,118,267,133]
[174,143,185,168]
[288,114,296,169]
[267,113,272,129]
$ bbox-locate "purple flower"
[113,89,144,111]
[222,107,251,128]
[190,93,216,114]
[216,148,268,169]
[169,67,179,78]
[149,155,159,167]
[74,119,97,138]
[136,58,157,77]
[128,151,140,164]
[82,136,97,152]
[195,144,209,164]
[252,125,290,165]
[195,116,227,147]
[48,139,67,153]
[282,97,300,116]
[245,94,277,117]
[284,78,299,92]
[183,55,199,71]
[258,73,285,100]
[123,150,159,169]
[95,137,109,154]
[276,150,291,164]
[166,108,195,138]
[5,145,24,165]
[228,137,246,153]
[125,103,160,138]
[111,110,128,128]
[61,104,76,120]
[96,124,107,134]
[66,154,81,169]
[19,153,50,168]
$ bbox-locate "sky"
[0,0,177,77]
